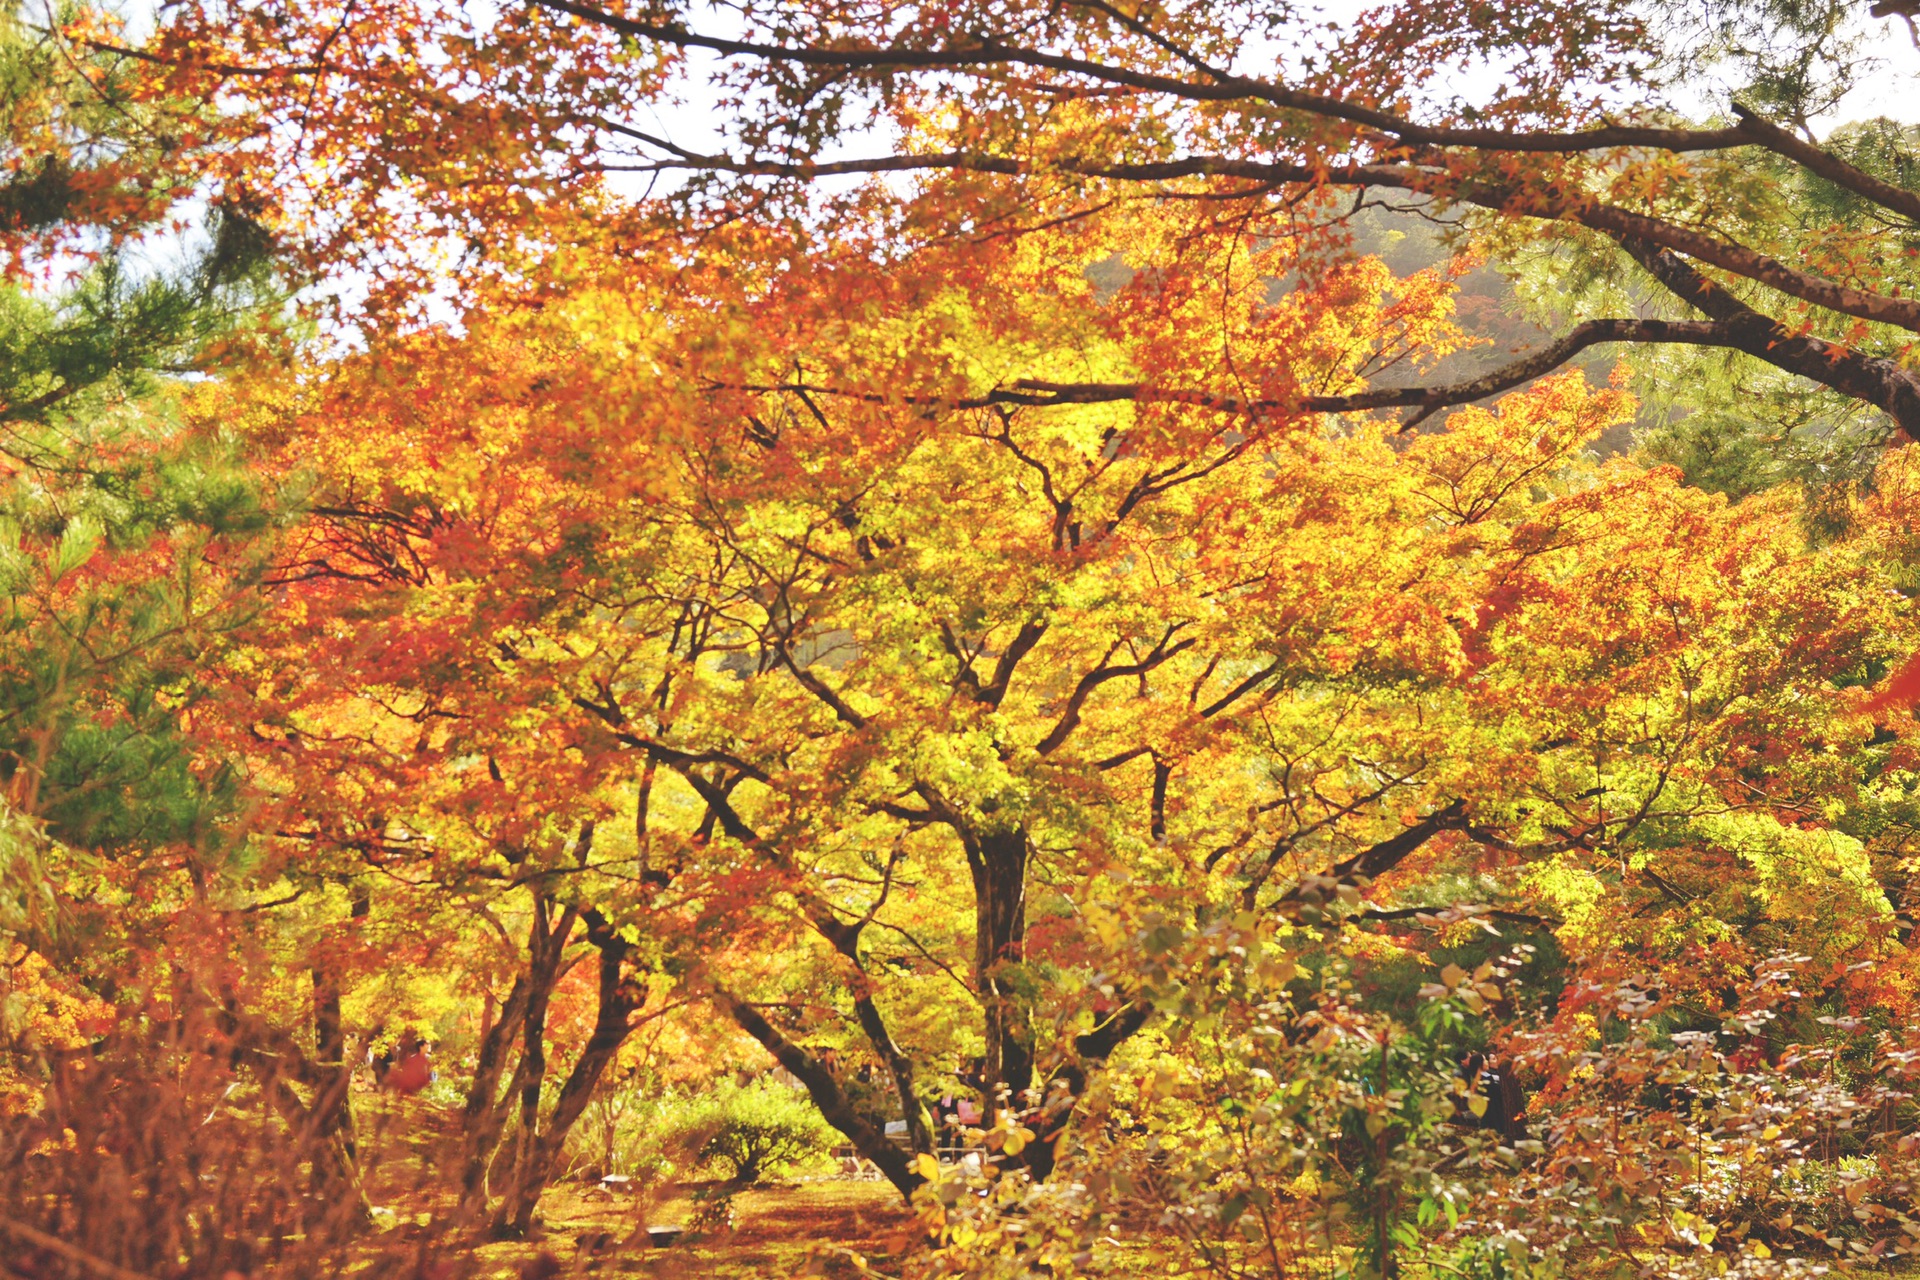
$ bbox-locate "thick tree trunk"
[1014,999,1155,1181]
[307,880,369,1198]
[308,966,354,1191]
[973,828,1033,1126]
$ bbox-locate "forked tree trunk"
[848,988,932,1155]
[719,989,923,1199]
[809,903,934,1156]
[456,975,530,1216]
[496,914,640,1235]
[462,893,576,1226]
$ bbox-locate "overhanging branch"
[727,313,1895,434]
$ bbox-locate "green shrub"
[673,1077,837,1186]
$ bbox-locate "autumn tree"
[207,174,1920,1268]
[83,0,1914,443]
[54,0,1920,1271]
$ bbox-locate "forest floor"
[354,1098,918,1277]
[468,1179,916,1278]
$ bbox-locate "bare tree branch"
[1037,626,1195,755]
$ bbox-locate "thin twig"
[0,1217,154,1280]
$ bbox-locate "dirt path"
[347,1098,914,1277]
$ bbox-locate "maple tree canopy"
[8,1,1920,1277]
[119,0,1920,436]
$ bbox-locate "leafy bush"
[671,1077,837,1187]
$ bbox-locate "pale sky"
[1813,28,1920,131]
[67,0,1920,332]
[617,0,1920,171]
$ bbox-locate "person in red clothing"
[374,1030,435,1096]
